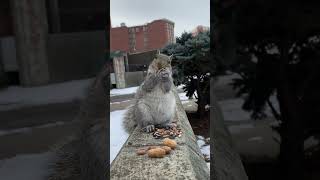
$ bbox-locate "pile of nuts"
[136,138,177,158]
[152,126,182,139]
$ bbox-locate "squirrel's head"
[147,53,173,76]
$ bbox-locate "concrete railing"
[110,89,210,180]
[211,79,248,180]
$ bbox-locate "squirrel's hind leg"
[136,103,155,132]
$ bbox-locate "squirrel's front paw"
[157,123,176,130]
[164,123,176,129]
[142,125,155,133]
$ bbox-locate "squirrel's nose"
[162,73,169,78]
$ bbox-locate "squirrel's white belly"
[145,90,176,124]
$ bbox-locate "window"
[136,27,139,32]
[54,1,107,33]
[129,32,135,38]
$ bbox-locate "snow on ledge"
[0,78,94,111]
[110,110,129,164]
[110,87,138,96]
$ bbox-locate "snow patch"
[197,135,204,140]
[196,135,210,170]
[200,145,210,156]
[228,124,254,134]
[0,152,56,180]
[0,78,93,111]
[110,87,138,96]
[248,136,263,141]
[110,110,129,164]
[177,84,185,90]
[197,139,206,147]
[181,100,193,105]
[178,93,190,101]
[218,98,251,121]
[110,100,132,105]
[218,97,279,121]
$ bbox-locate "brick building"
[191,25,210,36]
[110,18,175,53]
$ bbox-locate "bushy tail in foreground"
[47,65,108,180]
[122,104,138,134]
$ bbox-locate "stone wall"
[110,89,210,179]
[211,79,248,180]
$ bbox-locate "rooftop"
[112,18,175,29]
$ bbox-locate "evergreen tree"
[162,31,213,117]
[213,0,320,178]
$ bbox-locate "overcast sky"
[110,0,210,37]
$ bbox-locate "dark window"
[46,0,107,33]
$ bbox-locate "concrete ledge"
[211,79,248,180]
[110,89,210,180]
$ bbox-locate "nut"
[163,138,177,149]
[147,148,166,158]
[161,146,172,154]
[136,148,147,155]
[148,146,158,150]
[152,123,182,139]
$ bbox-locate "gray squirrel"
[122,53,177,133]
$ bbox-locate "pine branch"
[267,98,281,121]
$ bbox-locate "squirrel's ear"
[168,54,173,63]
[155,51,160,59]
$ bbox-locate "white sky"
[110,0,210,37]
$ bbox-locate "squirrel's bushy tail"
[48,65,108,180]
[122,104,137,134]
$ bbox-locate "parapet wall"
[211,79,248,180]
[110,89,210,180]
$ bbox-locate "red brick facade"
[191,25,210,37]
[110,19,174,53]
[110,26,130,52]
